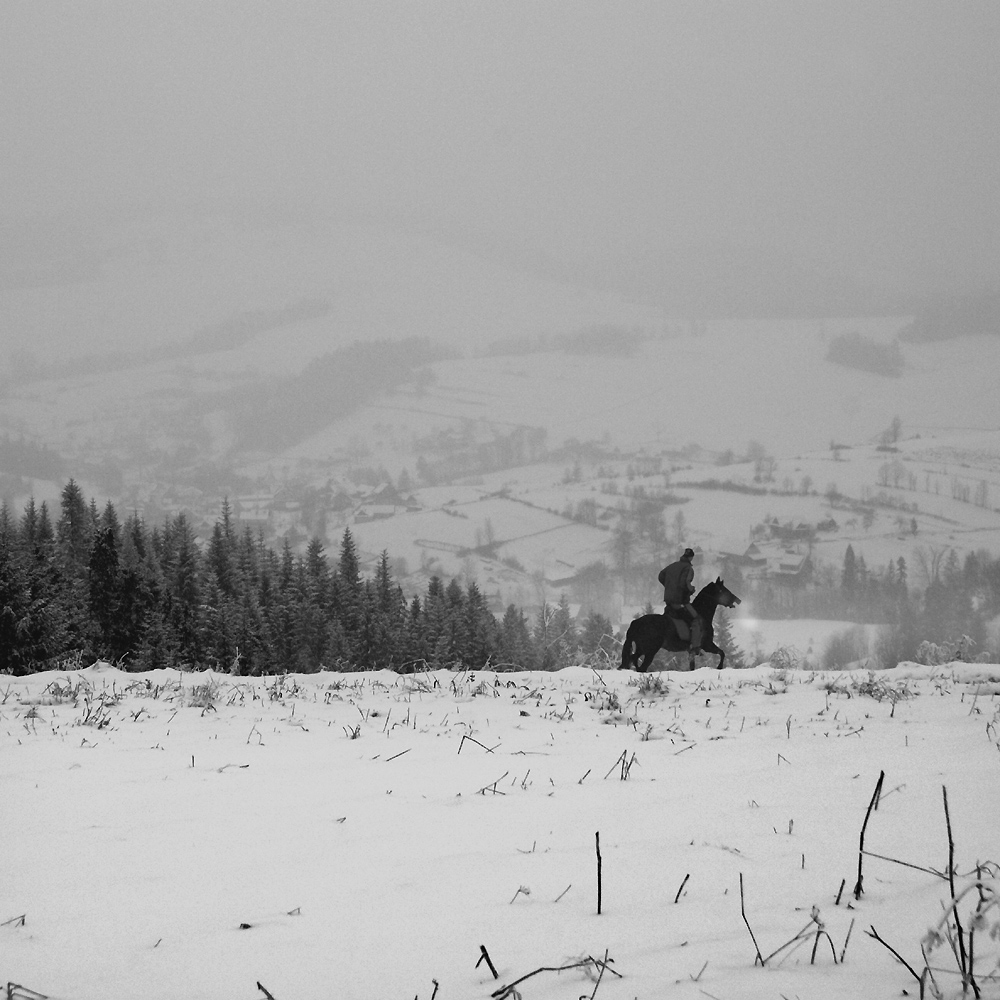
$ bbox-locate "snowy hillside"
[1,205,664,363]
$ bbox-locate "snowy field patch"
[2,662,999,1000]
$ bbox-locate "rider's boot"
[689,619,702,650]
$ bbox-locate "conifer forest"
[2,479,998,675]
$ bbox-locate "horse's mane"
[691,579,724,616]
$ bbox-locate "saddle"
[664,607,702,648]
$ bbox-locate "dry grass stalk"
[674,873,690,904]
[739,873,764,966]
[596,831,603,915]
[6,987,48,1000]
[853,769,885,899]
[477,771,509,795]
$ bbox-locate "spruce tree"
[580,611,616,663]
[499,604,533,669]
[57,478,92,569]
[712,608,745,669]
[88,526,121,656]
[841,545,857,600]
[552,594,578,667]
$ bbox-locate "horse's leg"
[637,643,652,672]
[702,640,725,670]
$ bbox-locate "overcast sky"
[3,2,999,305]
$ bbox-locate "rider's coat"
[658,557,694,607]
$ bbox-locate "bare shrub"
[187,678,219,710]
[849,671,914,706]
[769,645,802,670]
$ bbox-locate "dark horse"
[620,577,742,672]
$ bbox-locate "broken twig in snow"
[476,944,499,980]
[490,955,618,1000]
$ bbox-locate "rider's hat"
[682,547,695,559]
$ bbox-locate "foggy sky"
[3,2,999,308]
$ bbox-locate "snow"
[2,662,999,999]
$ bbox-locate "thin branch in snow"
[490,955,618,1000]
[586,948,611,999]
[840,918,855,963]
[864,925,926,990]
[458,733,499,754]
[942,784,973,992]
[862,849,947,880]
[739,873,764,966]
[853,769,885,899]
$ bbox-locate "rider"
[658,547,701,649]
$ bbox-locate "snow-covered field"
[3,661,999,1000]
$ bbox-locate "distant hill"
[900,290,1000,342]
[0,200,666,365]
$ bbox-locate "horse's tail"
[620,623,634,670]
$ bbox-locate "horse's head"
[701,576,742,609]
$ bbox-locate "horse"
[620,577,742,672]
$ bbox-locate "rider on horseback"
[658,548,702,650]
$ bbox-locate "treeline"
[737,543,1000,664]
[825,332,904,377]
[0,480,617,676]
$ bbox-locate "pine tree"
[333,528,364,663]
[579,611,616,664]
[461,581,494,668]
[20,496,39,550]
[88,525,121,656]
[165,513,203,665]
[551,594,578,667]
[207,522,237,597]
[533,602,558,671]
[841,545,857,599]
[57,478,92,569]
[99,500,121,541]
[498,604,533,669]
[0,508,30,672]
[712,608,745,669]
